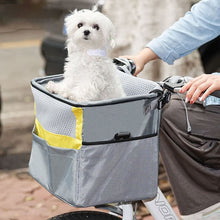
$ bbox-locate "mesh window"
[32,87,77,138]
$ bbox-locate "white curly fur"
[46,9,125,102]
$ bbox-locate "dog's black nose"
[84,30,90,36]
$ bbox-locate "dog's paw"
[67,93,85,103]
[67,94,77,101]
[46,81,56,93]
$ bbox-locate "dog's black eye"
[77,23,83,28]
[93,24,100,31]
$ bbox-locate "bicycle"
[41,58,220,220]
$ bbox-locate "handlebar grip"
[113,58,136,75]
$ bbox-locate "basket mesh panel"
[119,71,161,96]
[32,87,77,138]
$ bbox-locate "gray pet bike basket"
[29,72,163,207]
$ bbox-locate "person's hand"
[121,48,159,76]
[179,74,220,104]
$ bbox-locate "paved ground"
[0,4,180,220]
[0,170,78,220]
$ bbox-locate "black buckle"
[114,132,131,141]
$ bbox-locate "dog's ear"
[65,9,78,24]
[64,9,78,35]
[64,11,77,55]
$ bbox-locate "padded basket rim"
[31,74,162,108]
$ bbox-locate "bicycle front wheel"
[48,211,121,220]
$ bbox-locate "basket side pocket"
[77,136,159,206]
[29,130,51,190]
[48,145,78,205]
[29,130,79,206]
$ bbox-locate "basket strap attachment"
[158,89,171,109]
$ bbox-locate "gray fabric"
[160,94,220,215]
[83,97,159,142]
[29,130,159,207]
[78,137,158,206]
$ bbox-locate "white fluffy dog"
[46,9,125,102]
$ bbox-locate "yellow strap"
[72,106,83,142]
[34,107,83,150]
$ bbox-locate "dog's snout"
[84,30,90,36]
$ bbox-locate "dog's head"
[65,9,115,54]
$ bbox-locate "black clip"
[114,132,131,141]
[158,89,171,109]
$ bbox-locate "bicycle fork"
[121,187,179,220]
[144,187,179,220]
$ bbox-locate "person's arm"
[124,0,220,75]
[147,0,220,65]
